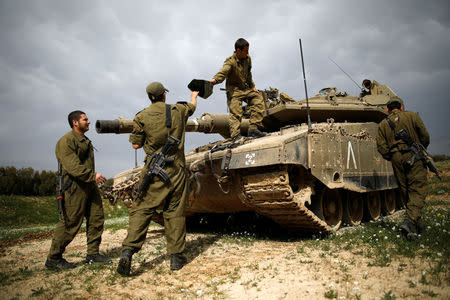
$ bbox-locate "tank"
[96,79,402,232]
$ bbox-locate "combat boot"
[248,129,266,138]
[170,253,187,271]
[117,249,133,276]
[400,219,419,241]
[45,257,76,271]
[85,253,112,264]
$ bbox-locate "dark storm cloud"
[0,0,449,177]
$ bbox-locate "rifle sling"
[58,162,73,192]
[386,116,396,130]
[165,104,172,128]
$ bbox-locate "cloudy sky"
[1,0,449,178]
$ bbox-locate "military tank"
[97,79,402,232]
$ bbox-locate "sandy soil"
[1,217,449,300]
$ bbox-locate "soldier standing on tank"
[209,38,266,139]
[116,82,198,276]
[46,110,110,270]
[376,98,430,240]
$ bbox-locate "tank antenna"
[328,56,361,91]
[299,38,312,130]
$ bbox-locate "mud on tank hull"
[186,121,400,233]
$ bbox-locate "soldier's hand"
[253,87,260,93]
[95,172,106,185]
[191,91,199,106]
[209,79,217,85]
[191,91,200,97]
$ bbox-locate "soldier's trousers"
[228,89,264,138]
[391,151,428,226]
[48,182,104,259]
[122,167,188,255]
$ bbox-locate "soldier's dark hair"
[234,38,249,50]
[147,92,164,103]
[68,110,86,128]
[387,101,402,111]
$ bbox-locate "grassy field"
[0,160,448,299]
[0,195,130,242]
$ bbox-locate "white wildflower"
[384,236,388,240]
[196,290,203,297]
[437,252,442,257]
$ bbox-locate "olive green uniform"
[213,53,264,138]
[122,101,195,255]
[376,110,430,226]
[48,130,104,260]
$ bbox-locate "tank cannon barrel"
[96,113,249,138]
[95,119,134,134]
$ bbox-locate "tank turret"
[99,79,402,233]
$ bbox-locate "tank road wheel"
[382,190,396,215]
[343,192,363,226]
[312,188,343,231]
[364,192,381,221]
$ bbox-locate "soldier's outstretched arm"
[212,59,232,84]
[191,91,199,107]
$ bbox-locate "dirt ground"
[1,215,449,300]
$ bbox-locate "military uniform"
[48,130,104,260]
[213,53,265,138]
[121,101,196,255]
[376,110,430,229]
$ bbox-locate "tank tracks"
[241,169,332,233]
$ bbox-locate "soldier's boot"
[117,249,133,276]
[400,219,419,241]
[170,253,187,271]
[45,257,76,271]
[85,253,112,264]
[416,219,424,234]
[248,129,266,138]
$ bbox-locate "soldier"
[46,110,110,270]
[376,98,430,240]
[116,82,198,276]
[210,38,266,139]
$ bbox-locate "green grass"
[0,195,58,226]
[0,195,130,242]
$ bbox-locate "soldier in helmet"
[376,97,430,240]
[46,110,110,270]
[116,82,198,276]
[210,38,266,139]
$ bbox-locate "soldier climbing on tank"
[116,82,198,276]
[210,38,266,140]
[376,97,431,241]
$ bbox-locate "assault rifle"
[394,129,441,180]
[134,135,181,200]
[56,162,64,220]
